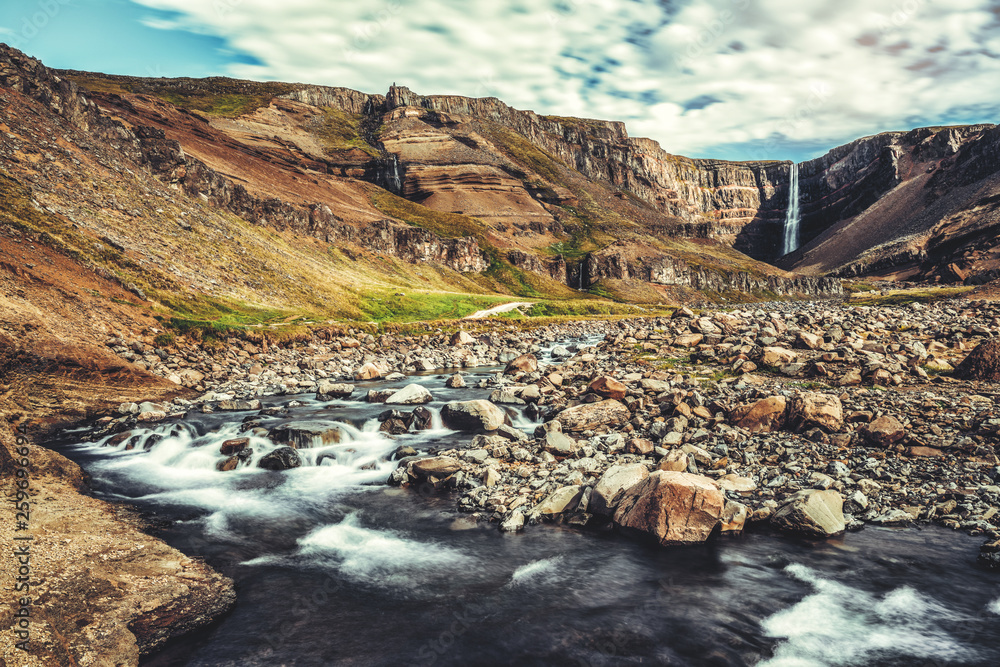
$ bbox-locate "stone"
[729,396,787,433]
[657,449,689,472]
[269,422,341,448]
[761,347,798,366]
[639,379,671,393]
[410,456,462,479]
[720,500,748,533]
[591,464,649,516]
[551,345,572,358]
[440,400,510,431]
[354,362,383,380]
[385,384,433,405]
[718,474,756,492]
[771,490,845,536]
[445,374,466,388]
[557,399,630,433]
[366,389,396,403]
[627,438,655,455]
[955,338,1000,380]
[672,333,704,348]
[859,415,906,446]
[535,485,585,515]
[797,332,824,350]
[613,471,725,545]
[787,392,844,433]
[505,353,538,374]
[500,510,525,532]
[542,430,577,456]
[258,447,302,471]
[216,399,261,411]
[589,376,627,400]
[450,330,475,346]
[316,382,354,400]
[219,438,249,456]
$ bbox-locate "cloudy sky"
[2,0,999,161]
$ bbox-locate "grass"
[61,71,299,118]
[358,291,516,322]
[848,286,974,306]
[313,108,381,157]
[481,121,568,186]
[369,186,487,241]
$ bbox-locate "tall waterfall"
[782,162,800,256]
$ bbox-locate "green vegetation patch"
[358,291,514,323]
[848,286,974,307]
[314,108,381,156]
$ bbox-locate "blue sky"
[2,0,999,163]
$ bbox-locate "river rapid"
[52,342,1000,667]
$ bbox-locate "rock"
[627,438,655,455]
[720,500,748,533]
[535,485,585,515]
[450,330,475,346]
[797,332,824,350]
[354,362,382,380]
[718,474,756,492]
[729,396,787,433]
[771,490,845,536]
[672,306,695,319]
[542,430,578,456]
[761,347,798,366]
[657,449,689,472]
[316,382,354,400]
[366,389,396,403]
[871,508,917,525]
[924,359,954,372]
[955,338,1000,380]
[440,400,510,431]
[557,399,630,433]
[269,422,341,448]
[859,415,906,446]
[258,447,302,471]
[787,392,844,433]
[500,510,525,532]
[174,368,205,386]
[217,399,261,411]
[613,471,725,545]
[445,374,466,388]
[385,384,433,405]
[551,345,572,358]
[639,379,671,393]
[505,353,538,374]
[410,456,462,480]
[219,438,249,455]
[589,376,627,400]
[591,464,650,516]
[672,333,704,348]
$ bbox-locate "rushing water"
[782,163,800,256]
[52,343,1000,666]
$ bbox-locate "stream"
[51,342,1000,666]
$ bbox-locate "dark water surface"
[52,350,1000,666]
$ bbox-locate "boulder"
[613,471,724,545]
[859,415,906,446]
[729,396,787,433]
[534,485,585,515]
[672,333,703,348]
[258,447,302,471]
[217,399,261,411]
[366,389,396,403]
[316,382,354,400]
[445,374,466,388]
[354,363,382,380]
[770,490,845,536]
[588,376,627,400]
[557,399,630,433]
[721,500,749,533]
[657,449,689,472]
[440,400,510,431]
[219,438,249,456]
[269,422,342,448]
[787,392,844,433]
[591,464,649,516]
[954,338,1000,380]
[761,347,798,366]
[541,430,577,456]
[450,330,475,346]
[385,384,433,405]
[505,353,538,374]
[500,510,525,533]
[409,456,463,480]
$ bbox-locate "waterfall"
[782,162,800,256]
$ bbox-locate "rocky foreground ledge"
[0,428,235,666]
[85,298,1000,567]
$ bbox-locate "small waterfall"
[782,162,800,256]
[390,155,402,193]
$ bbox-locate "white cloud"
[130,0,1000,161]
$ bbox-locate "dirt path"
[463,301,534,319]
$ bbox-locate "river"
[51,341,1000,666]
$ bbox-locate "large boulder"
[354,362,383,380]
[385,384,433,405]
[954,338,1000,380]
[505,353,538,374]
[409,456,463,480]
[588,376,627,400]
[269,422,341,448]
[591,464,649,516]
[787,392,843,433]
[440,400,510,431]
[258,447,302,471]
[613,471,724,545]
[541,430,577,456]
[771,490,845,536]
[729,396,787,433]
[450,330,475,346]
[761,347,798,366]
[316,382,355,400]
[557,399,630,433]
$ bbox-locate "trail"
[463,301,534,319]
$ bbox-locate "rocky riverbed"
[81,298,1000,567]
